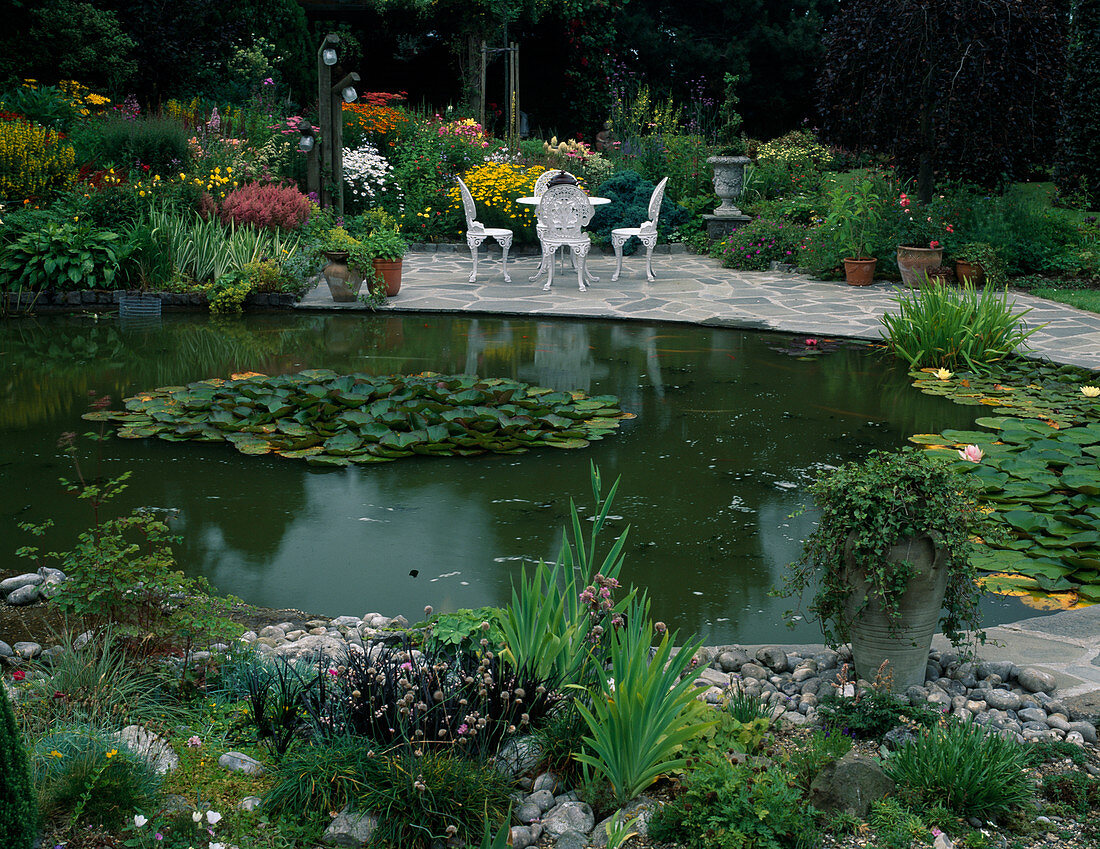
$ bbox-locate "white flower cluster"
[343,142,394,202]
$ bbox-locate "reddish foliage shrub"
[218,182,310,230]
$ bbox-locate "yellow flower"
[106,749,118,759]
[1083,386,1100,398]
[50,750,62,758]
[934,368,953,380]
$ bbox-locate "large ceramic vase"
[896,245,944,288]
[843,533,949,692]
[322,250,363,302]
[372,258,403,297]
[706,155,752,217]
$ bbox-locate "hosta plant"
[0,223,127,291]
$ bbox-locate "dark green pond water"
[0,313,1029,644]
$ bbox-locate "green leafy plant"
[816,685,941,741]
[648,757,819,849]
[825,178,886,260]
[884,719,1033,818]
[0,223,128,291]
[0,673,38,849]
[777,448,1002,648]
[363,225,409,261]
[678,709,772,767]
[954,241,1006,286]
[868,797,929,849]
[784,727,853,790]
[881,280,1040,372]
[573,602,713,804]
[17,417,241,652]
[88,116,193,174]
[425,607,506,657]
[1041,769,1100,813]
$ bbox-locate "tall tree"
[817,0,1066,200]
[614,0,838,139]
[1057,0,1100,208]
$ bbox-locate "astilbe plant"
[218,181,311,230]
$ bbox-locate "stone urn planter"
[843,532,949,692]
[896,245,944,288]
[955,259,986,286]
[322,250,363,302]
[706,155,751,217]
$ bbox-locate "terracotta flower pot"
[955,259,986,286]
[843,257,877,287]
[896,245,944,288]
[372,258,403,297]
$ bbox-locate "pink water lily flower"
[958,444,983,463]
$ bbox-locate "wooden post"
[316,33,339,210]
[479,41,487,129]
[511,42,520,144]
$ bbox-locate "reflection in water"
[0,314,1031,643]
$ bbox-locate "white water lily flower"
[1082,385,1100,398]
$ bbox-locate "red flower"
[930,240,941,248]
[12,670,25,681]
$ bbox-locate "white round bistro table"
[518,196,610,286]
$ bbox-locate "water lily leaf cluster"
[907,363,1100,608]
[85,370,631,467]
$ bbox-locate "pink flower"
[186,736,202,748]
[958,444,983,463]
[930,240,941,248]
[805,338,818,346]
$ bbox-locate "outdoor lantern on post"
[312,33,359,215]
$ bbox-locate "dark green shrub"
[0,223,128,291]
[648,758,819,849]
[1056,0,1100,209]
[31,724,161,828]
[266,736,383,817]
[883,720,1033,818]
[590,169,689,252]
[360,746,512,849]
[90,116,193,175]
[711,218,807,270]
[817,688,941,741]
[1041,770,1100,813]
[0,678,38,849]
[74,185,144,231]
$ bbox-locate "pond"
[0,313,1030,644]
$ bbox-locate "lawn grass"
[1031,288,1100,314]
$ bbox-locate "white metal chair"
[611,176,668,282]
[535,183,594,292]
[456,175,513,283]
[533,169,577,198]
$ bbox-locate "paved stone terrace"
[298,248,1100,373]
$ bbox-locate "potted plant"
[363,224,409,298]
[706,73,751,219]
[778,448,1001,692]
[954,241,1005,286]
[894,192,951,287]
[319,228,367,302]
[824,179,885,286]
